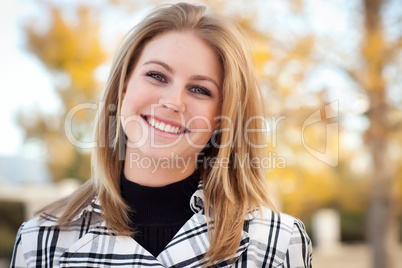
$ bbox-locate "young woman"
[12,3,312,267]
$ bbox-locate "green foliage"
[0,201,24,260]
[340,211,366,242]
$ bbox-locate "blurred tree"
[19,3,106,182]
[224,1,402,267]
[245,1,402,266]
[312,0,402,266]
[359,0,401,267]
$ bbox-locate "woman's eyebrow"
[143,60,173,73]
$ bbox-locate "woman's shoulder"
[15,214,61,244]
[16,198,102,245]
[12,213,95,267]
[245,207,313,267]
[248,206,307,229]
[12,204,103,266]
[247,206,311,242]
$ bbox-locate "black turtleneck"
[120,172,200,257]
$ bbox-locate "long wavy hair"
[40,2,275,264]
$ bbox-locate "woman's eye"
[190,86,211,96]
[146,72,166,82]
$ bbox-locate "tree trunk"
[366,90,397,268]
[363,0,398,267]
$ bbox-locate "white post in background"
[312,208,341,254]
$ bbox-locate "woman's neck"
[123,149,197,187]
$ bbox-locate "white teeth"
[146,117,183,134]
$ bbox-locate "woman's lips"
[141,114,190,135]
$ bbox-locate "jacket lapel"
[59,190,252,268]
[157,213,250,267]
[59,213,250,268]
[59,223,164,267]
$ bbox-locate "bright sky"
[0,0,59,157]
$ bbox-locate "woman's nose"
[158,85,186,113]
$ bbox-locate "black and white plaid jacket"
[11,185,312,267]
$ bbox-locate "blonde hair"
[40,2,275,264]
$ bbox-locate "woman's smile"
[141,114,190,137]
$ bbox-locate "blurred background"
[0,0,401,267]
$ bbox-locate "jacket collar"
[189,180,205,214]
[155,213,250,266]
[39,180,258,227]
[60,205,251,267]
[189,181,260,221]
[46,181,254,266]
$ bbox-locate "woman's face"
[121,31,222,162]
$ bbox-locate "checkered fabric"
[11,184,312,267]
